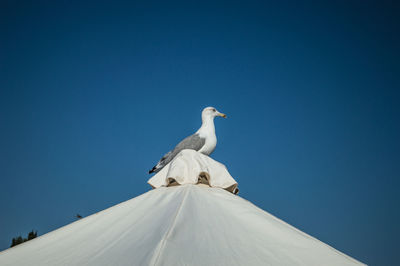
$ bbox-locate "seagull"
[149,107,227,174]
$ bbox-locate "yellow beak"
[218,113,227,118]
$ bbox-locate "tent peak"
[148,149,238,194]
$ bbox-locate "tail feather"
[149,164,162,174]
[149,151,172,174]
[149,166,157,174]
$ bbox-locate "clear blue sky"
[0,1,399,265]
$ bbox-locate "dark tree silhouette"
[10,230,38,248]
[27,230,37,240]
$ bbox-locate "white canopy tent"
[0,150,365,265]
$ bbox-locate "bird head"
[202,107,227,120]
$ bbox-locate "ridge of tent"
[0,184,366,265]
[150,185,191,266]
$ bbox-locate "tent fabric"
[0,151,365,265]
[148,149,238,194]
[0,185,365,266]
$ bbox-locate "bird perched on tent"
[149,107,227,174]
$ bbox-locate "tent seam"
[151,185,191,266]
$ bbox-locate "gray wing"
[149,133,205,173]
[173,133,206,153]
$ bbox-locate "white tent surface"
[0,150,365,266]
[148,149,238,193]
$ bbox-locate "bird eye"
[212,108,216,112]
